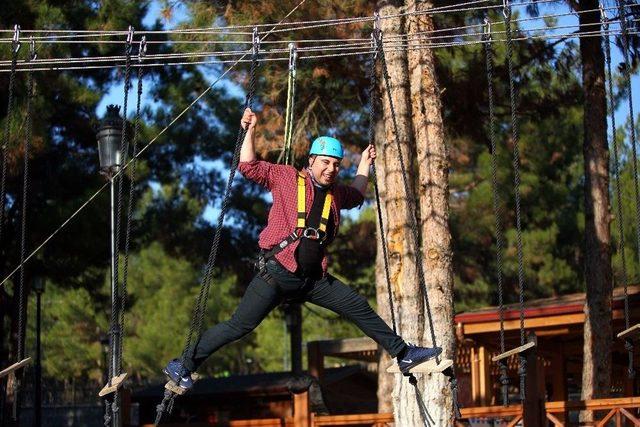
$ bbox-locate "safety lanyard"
[297,172,332,235]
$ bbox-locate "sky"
[95,1,640,225]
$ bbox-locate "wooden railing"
[455,396,640,426]
[310,413,394,426]
[145,397,639,426]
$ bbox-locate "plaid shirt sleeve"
[335,183,365,210]
[238,160,288,190]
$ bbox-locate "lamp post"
[96,105,123,427]
[32,276,44,427]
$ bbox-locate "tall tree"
[406,0,455,421]
[578,0,612,412]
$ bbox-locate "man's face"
[309,155,341,186]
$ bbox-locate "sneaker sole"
[163,368,189,389]
[400,349,443,374]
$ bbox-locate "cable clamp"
[252,27,260,56]
[125,26,135,55]
[599,3,608,29]
[502,0,510,18]
[138,36,147,62]
[483,17,492,41]
[12,24,21,54]
[29,37,37,61]
[288,42,297,72]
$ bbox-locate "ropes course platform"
[491,341,536,362]
[164,373,200,396]
[617,324,640,340]
[98,372,128,397]
[0,357,31,380]
[386,358,453,374]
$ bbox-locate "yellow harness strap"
[296,172,333,236]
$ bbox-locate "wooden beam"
[545,396,640,412]
[293,391,309,427]
[471,346,480,405]
[98,372,127,397]
[546,412,563,427]
[523,339,544,427]
[619,407,640,425]
[459,404,522,418]
[310,337,377,356]
[492,342,536,362]
[463,310,627,335]
[0,357,31,379]
[596,408,618,427]
[507,415,523,427]
[307,341,324,379]
[386,358,453,374]
[478,346,491,406]
[617,324,640,340]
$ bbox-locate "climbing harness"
[282,43,298,165]
[258,172,333,271]
[155,27,262,425]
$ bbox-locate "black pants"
[184,259,406,371]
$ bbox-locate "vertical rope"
[155,38,261,426]
[503,1,527,401]
[120,37,145,381]
[611,0,636,380]
[377,30,439,352]
[368,33,396,334]
[0,27,20,248]
[484,19,510,405]
[283,43,297,165]
[376,23,460,418]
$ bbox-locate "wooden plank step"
[98,372,128,397]
[164,373,200,395]
[386,358,453,374]
[617,324,640,340]
[0,357,32,379]
[491,341,536,362]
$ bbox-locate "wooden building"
[132,286,640,426]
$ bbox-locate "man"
[164,108,441,389]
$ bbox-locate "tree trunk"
[375,1,426,423]
[578,0,612,420]
[406,1,455,424]
[375,115,394,414]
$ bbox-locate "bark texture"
[374,0,454,424]
[406,0,455,423]
[578,0,612,416]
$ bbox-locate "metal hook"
[288,43,297,72]
[502,0,510,19]
[12,25,21,54]
[29,37,37,61]
[599,2,608,28]
[138,36,147,62]
[483,17,492,40]
[252,27,260,56]
[125,25,135,56]
[126,25,135,45]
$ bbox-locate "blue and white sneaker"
[398,344,443,374]
[163,359,194,390]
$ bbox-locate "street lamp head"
[96,104,124,175]
[32,276,45,293]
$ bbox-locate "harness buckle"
[302,227,326,241]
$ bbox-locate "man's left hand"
[361,144,377,166]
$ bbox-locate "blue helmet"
[309,136,344,159]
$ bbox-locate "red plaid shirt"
[238,160,365,274]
